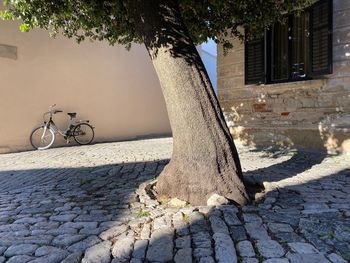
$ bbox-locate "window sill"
[246,78,326,89]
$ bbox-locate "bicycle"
[30,104,95,150]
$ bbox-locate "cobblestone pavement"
[0,138,349,263]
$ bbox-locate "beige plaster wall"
[0,19,171,153]
[218,0,350,153]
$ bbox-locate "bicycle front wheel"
[30,126,55,150]
[73,123,94,145]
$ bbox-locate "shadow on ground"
[0,152,349,262]
[244,149,328,183]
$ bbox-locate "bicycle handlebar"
[43,105,62,121]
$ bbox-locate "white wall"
[0,19,171,153]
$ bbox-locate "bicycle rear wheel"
[73,123,94,145]
[30,126,55,150]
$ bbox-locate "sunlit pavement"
[0,138,349,263]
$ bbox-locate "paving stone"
[112,235,134,260]
[288,242,319,254]
[99,224,128,241]
[236,240,255,257]
[0,257,5,263]
[2,229,31,237]
[4,244,38,257]
[0,246,6,254]
[6,255,34,263]
[219,205,239,214]
[230,226,247,242]
[35,246,66,256]
[67,235,101,252]
[173,212,189,236]
[61,252,83,263]
[275,232,305,243]
[140,223,151,239]
[28,252,69,263]
[222,210,241,226]
[74,214,111,222]
[175,235,191,249]
[153,215,171,230]
[0,224,27,232]
[52,234,86,247]
[245,222,270,240]
[13,217,45,224]
[262,259,289,263]
[241,259,259,263]
[189,212,209,233]
[193,247,213,258]
[47,227,78,235]
[132,240,148,259]
[260,211,300,226]
[286,252,330,263]
[267,223,294,233]
[174,248,192,263]
[256,240,285,258]
[199,256,215,263]
[50,214,77,222]
[327,253,348,263]
[0,236,53,246]
[82,241,111,263]
[192,231,212,248]
[146,228,173,262]
[61,222,98,230]
[243,213,263,224]
[209,215,229,234]
[213,232,237,263]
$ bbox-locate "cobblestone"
[0,138,348,262]
[81,241,111,263]
[256,240,285,258]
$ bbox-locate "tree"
[1,0,312,206]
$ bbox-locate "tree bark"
[127,0,249,206]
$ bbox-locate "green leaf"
[19,23,30,32]
[0,10,14,20]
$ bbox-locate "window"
[245,0,332,85]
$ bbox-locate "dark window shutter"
[245,37,265,84]
[311,0,333,76]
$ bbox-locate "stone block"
[334,0,350,11]
[219,49,244,66]
[334,9,350,29]
[333,44,350,62]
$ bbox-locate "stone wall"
[217,0,350,153]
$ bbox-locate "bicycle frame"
[45,120,67,137]
[43,106,84,138]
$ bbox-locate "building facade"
[218,0,350,152]
[0,18,171,153]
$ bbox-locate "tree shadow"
[0,156,349,262]
[0,159,170,262]
[243,148,328,184]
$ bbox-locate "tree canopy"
[1,0,313,49]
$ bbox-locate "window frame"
[267,11,313,84]
[244,0,333,85]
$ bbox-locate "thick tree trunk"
[128,0,249,206]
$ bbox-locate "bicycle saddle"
[67,112,77,118]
